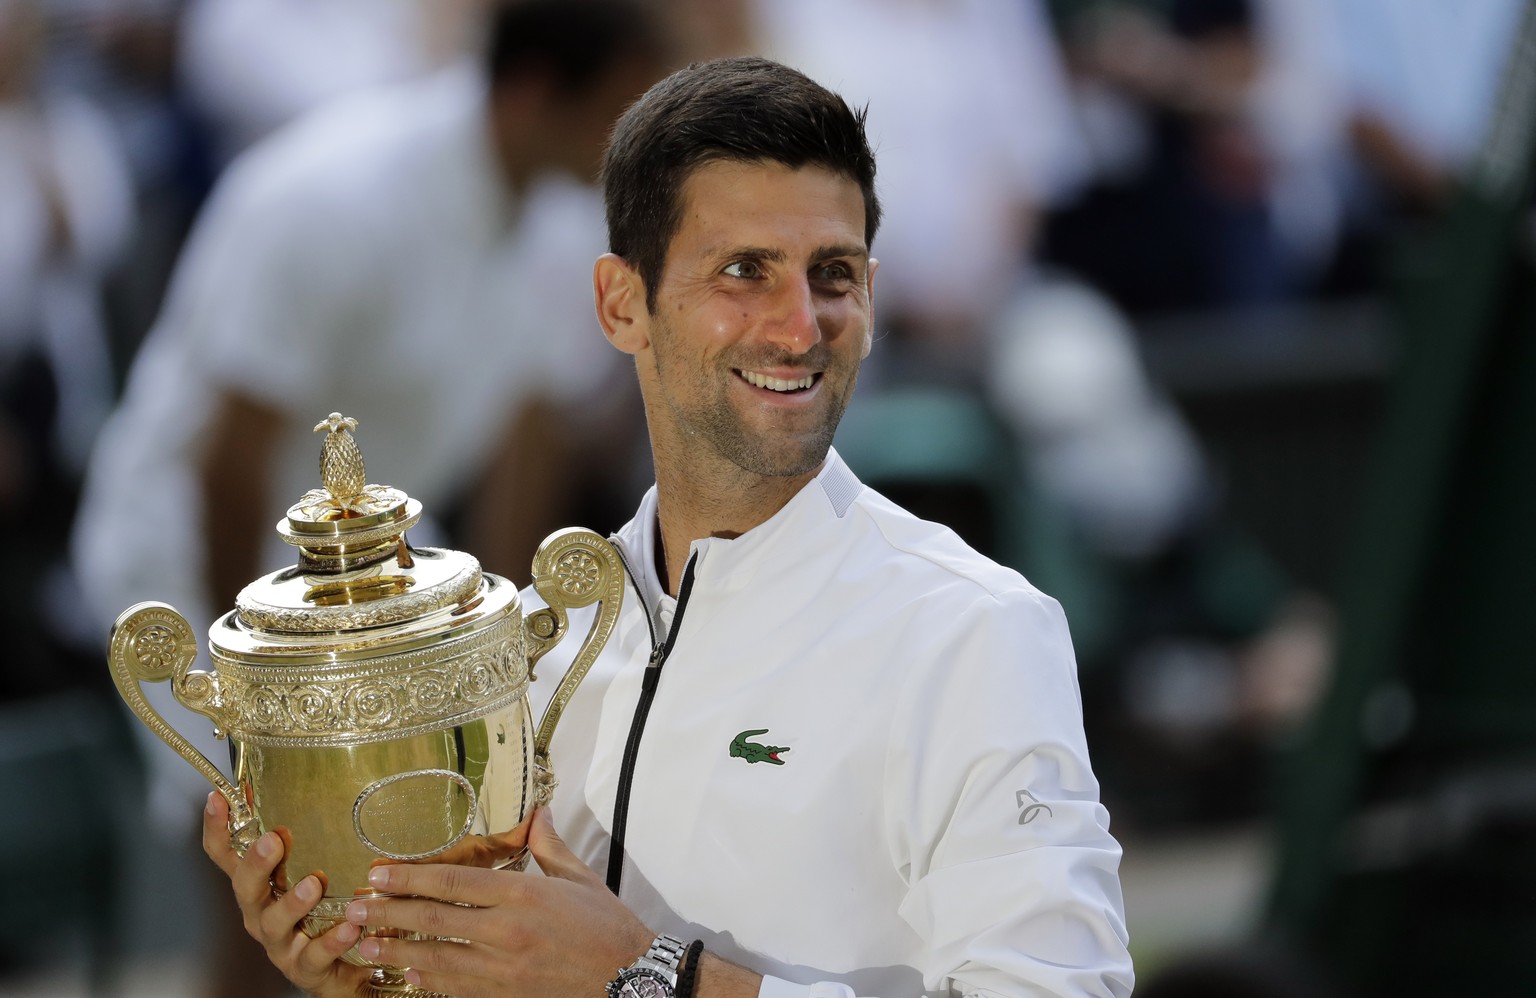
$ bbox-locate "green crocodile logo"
[730,729,789,765]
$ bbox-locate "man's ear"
[593,253,649,355]
[861,257,879,359]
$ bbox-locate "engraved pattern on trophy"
[209,623,530,748]
[129,619,181,677]
[556,548,602,597]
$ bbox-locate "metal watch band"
[643,933,688,974]
[606,932,688,997]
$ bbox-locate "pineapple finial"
[314,412,365,503]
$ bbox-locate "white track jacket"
[527,450,1133,997]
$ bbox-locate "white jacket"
[529,450,1133,997]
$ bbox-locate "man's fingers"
[198,799,368,994]
[293,918,364,980]
[347,891,507,945]
[365,861,514,908]
[259,873,324,946]
[232,829,285,915]
[527,808,604,886]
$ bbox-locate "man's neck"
[651,462,820,597]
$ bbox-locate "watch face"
[615,968,673,998]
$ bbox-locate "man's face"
[635,160,875,481]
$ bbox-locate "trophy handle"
[108,601,259,851]
[525,528,624,806]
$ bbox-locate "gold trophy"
[108,413,621,997]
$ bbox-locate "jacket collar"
[613,448,864,599]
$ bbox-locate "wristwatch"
[606,932,688,997]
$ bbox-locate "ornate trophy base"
[364,968,451,998]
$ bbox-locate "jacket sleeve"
[881,586,1133,997]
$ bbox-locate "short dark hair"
[486,0,663,97]
[601,56,881,312]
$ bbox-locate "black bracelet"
[675,939,705,998]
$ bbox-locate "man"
[206,57,1134,997]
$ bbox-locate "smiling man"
[206,57,1134,998]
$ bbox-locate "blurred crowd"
[0,0,1526,994]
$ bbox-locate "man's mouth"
[738,370,818,392]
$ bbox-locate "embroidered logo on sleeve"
[1016,789,1054,824]
[729,728,789,765]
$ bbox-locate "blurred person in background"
[1043,0,1346,316]
[1322,0,1527,294]
[0,0,132,476]
[39,0,213,377]
[178,0,486,169]
[70,2,669,993]
[653,0,755,64]
[0,0,133,699]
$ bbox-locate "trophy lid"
[218,413,515,659]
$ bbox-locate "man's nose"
[763,277,822,354]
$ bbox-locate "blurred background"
[1,0,1531,995]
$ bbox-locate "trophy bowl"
[107,413,621,997]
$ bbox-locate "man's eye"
[814,262,854,283]
[722,260,761,279]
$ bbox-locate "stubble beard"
[692,383,849,478]
[655,338,857,479]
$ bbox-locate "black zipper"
[606,552,697,894]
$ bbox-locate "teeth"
[741,370,815,392]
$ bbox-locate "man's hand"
[202,791,372,998]
[344,808,654,998]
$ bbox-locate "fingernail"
[368,866,391,888]
[404,970,421,986]
[337,922,361,945]
[346,901,368,924]
[358,938,381,961]
[205,792,218,815]
[294,877,319,903]
[257,833,279,859]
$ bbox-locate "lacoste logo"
[730,728,789,765]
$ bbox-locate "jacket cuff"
[757,976,857,998]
